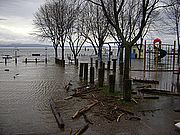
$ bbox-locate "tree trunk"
[99,47,102,62]
[139,37,143,59]
[123,43,131,101]
[74,55,77,65]
[54,46,58,58]
[119,47,124,75]
[176,20,180,64]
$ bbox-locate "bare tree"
[163,0,180,63]
[87,0,161,101]
[81,2,110,62]
[67,18,87,65]
[34,2,59,58]
[34,0,77,61]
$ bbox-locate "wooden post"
[173,41,176,73]
[45,58,48,64]
[95,60,98,69]
[90,67,94,84]
[107,61,111,70]
[79,63,84,78]
[123,79,132,101]
[98,68,104,87]
[109,74,115,93]
[62,60,65,67]
[25,58,27,64]
[144,40,146,72]
[35,58,37,63]
[112,59,117,72]
[84,63,88,81]
[90,58,93,67]
[4,58,7,65]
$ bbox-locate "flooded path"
[0,61,79,134]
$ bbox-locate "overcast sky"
[0,0,47,44]
[0,0,177,45]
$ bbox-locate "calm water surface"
[0,59,79,134]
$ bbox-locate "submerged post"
[107,61,111,70]
[84,63,88,81]
[4,58,7,65]
[25,58,27,64]
[98,68,104,87]
[123,79,132,101]
[79,63,84,78]
[112,59,117,72]
[35,58,37,63]
[90,67,94,84]
[109,74,115,93]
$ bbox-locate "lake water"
[0,47,179,134]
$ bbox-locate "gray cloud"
[0,0,46,44]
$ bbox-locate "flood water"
[0,59,80,134]
[0,47,179,134]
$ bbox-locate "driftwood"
[129,116,141,121]
[131,98,138,104]
[50,99,64,129]
[64,96,73,100]
[74,124,89,135]
[133,79,159,84]
[72,102,98,119]
[117,113,125,122]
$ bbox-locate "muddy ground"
[52,83,180,135]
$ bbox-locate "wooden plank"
[50,99,64,129]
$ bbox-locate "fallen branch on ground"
[73,124,89,135]
[129,116,141,121]
[64,96,73,100]
[72,102,98,119]
[50,99,64,129]
[117,113,125,122]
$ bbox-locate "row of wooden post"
[79,58,117,93]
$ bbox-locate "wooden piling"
[79,63,84,78]
[109,74,115,93]
[4,58,7,65]
[15,58,17,64]
[90,67,94,84]
[123,79,132,101]
[84,63,88,81]
[95,60,98,69]
[112,59,117,72]
[107,61,111,70]
[25,58,27,64]
[98,68,104,87]
[45,58,48,64]
[35,58,37,63]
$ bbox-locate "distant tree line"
[33,0,180,101]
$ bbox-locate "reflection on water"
[0,47,179,134]
[0,60,79,134]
